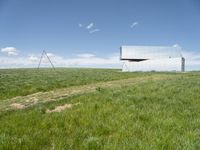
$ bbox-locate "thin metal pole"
[37,50,44,69]
[43,50,55,70]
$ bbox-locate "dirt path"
[0,74,179,112]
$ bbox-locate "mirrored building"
[120,45,185,72]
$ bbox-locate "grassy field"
[0,68,150,101]
[0,68,200,149]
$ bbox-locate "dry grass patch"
[46,102,81,113]
[10,103,25,109]
[0,74,180,112]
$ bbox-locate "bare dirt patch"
[0,74,179,112]
[46,102,81,113]
[10,103,25,109]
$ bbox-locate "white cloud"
[172,44,200,67]
[130,22,138,28]
[66,53,120,67]
[28,55,38,62]
[46,53,56,57]
[79,22,100,34]
[78,23,83,27]
[173,44,181,48]
[0,52,120,68]
[77,53,96,58]
[1,47,19,56]
[89,29,100,34]
[28,53,58,64]
[182,51,200,67]
[86,23,94,29]
[1,50,200,70]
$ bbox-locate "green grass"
[0,69,200,149]
[0,68,148,101]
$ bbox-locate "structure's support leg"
[181,57,185,72]
[43,50,55,70]
[37,50,44,69]
[122,62,130,72]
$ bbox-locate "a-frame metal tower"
[37,50,55,70]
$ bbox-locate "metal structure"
[38,50,55,70]
[120,45,185,72]
[181,57,185,72]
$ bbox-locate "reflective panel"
[122,58,182,72]
[121,46,182,60]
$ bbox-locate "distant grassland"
[0,68,200,149]
[0,68,150,101]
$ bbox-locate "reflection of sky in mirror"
[121,46,182,60]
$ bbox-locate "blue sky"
[0,0,200,70]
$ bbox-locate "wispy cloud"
[77,53,95,58]
[130,21,139,28]
[46,53,56,57]
[89,29,100,34]
[78,22,100,34]
[66,53,120,67]
[1,47,19,56]
[86,22,94,29]
[28,55,38,62]
[78,23,83,27]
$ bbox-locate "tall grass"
[0,71,199,149]
[0,68,151,101]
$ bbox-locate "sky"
[0,0,200,70]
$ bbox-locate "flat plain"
[0,68,199,149]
